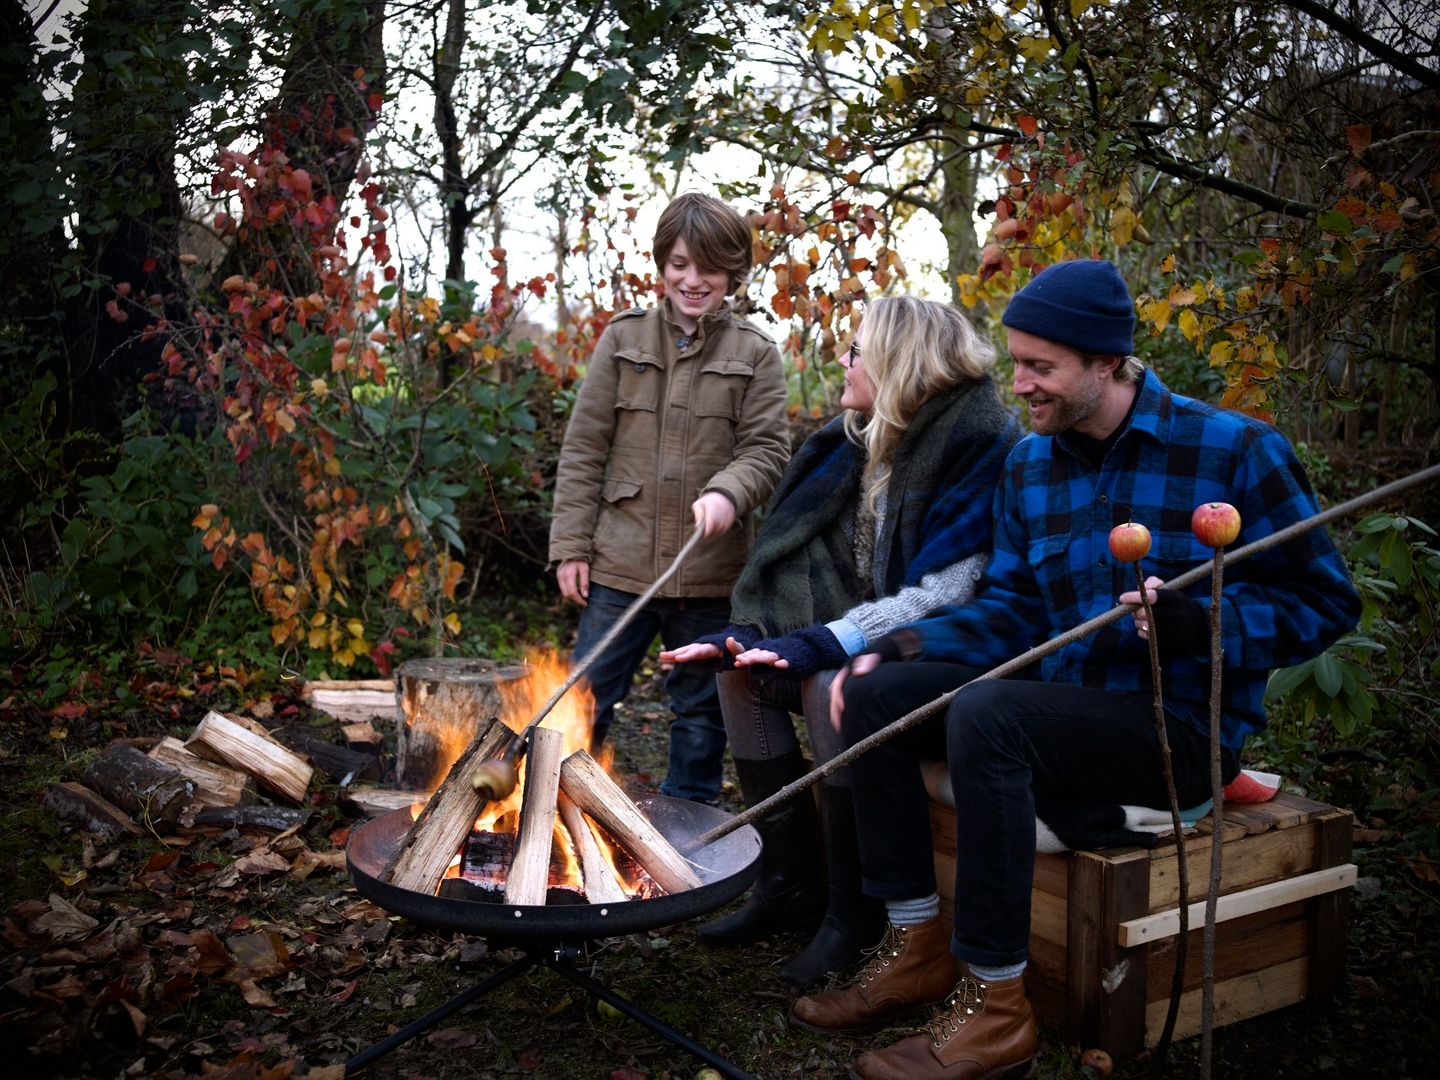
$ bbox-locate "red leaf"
[1346,124,1371,158]
[1017,114,1039,138]
[141,258,156,273]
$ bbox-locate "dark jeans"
[572,582,730,803]
[841,662,1233,968]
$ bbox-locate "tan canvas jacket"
[548,299,790,597]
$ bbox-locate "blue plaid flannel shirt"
[903,369,1360,749]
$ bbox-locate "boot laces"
[854,923,907,989]
[922,975,987,1048]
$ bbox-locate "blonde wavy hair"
[842,296,997,511]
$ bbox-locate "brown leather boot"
[788,917,958,1035]
[847,971,1037,1080]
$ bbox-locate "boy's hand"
[691,492,736,538]
[556,560,590,606]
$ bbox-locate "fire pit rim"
[346,795,761,941]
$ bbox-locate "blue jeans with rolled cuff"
[571,582,731,804]
[840,662,1235,969]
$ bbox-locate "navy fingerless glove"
[686,624,762,671]
[856,628,922,665]
[1149,590,1209,657]
[750,625,849,679]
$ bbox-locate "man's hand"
[556,559,590,606]
[691,492,737,539]
[1120,574,1208,655]
[828,652,883,732]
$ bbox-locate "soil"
[1,661,1435,1080]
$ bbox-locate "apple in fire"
[1191,501,1242,548]
[1107,522,1152,564]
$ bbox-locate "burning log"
[82,743,200,831]
[558,792,627,905]
[396,658,527,789]
[185,711,313,804]
[558,751,702,896]
[504,725,565,906]
[382,717,516,894]
[149,736,257,808]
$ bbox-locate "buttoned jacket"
[548,300,790,597]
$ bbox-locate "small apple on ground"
[1108,522,1152,563]
[1080,1047,1114,1077]
[1191,501,1242,547]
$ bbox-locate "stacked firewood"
[44,707,387,839]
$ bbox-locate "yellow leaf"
[1070,0,1091,16]
[1400,254,1418,281]
[1139,297,1172,332]
[310,377,328,397]
[308,628,328,650]
[310,611,327,627]
[1168,285,1197,306]
[1177,308,1201,343]
[1017,36,1053,61]
[902,4,921,31]
[1159,254,1176,274]
[346,619,365,638]
[444,612,462,635]
[884,74,907,101]
[324,456,342,476]
[1110,206,1136,246]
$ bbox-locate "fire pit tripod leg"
[549,948,757,1080]
[343,951,541,1074]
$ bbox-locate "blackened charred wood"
[44,781,143,841]
[194,804,316,831]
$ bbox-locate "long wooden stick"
[523,525,706,741]
[695,461,1440,848]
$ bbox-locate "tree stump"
[395,658,528,790]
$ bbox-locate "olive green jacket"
[548,300,791,597]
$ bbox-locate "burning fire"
[411,648,651,900]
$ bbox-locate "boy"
[548,192,790,803]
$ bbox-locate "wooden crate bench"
[922,767,1355,1058]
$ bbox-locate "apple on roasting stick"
[1107,520,1190,1064]
[1190,502,1241,1079]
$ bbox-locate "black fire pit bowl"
[346,794,761,941]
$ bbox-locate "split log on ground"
[304,680,399,726]
[82,743,200,831]
[341,721,384,753]
[276,729,383,783]
[149,737,256,808]
[44,782,143,841]
[185,711,313,803]
[504,726,565,905]
[396,657,528,789]
[383,717,518,894]
[344,786,424,818]
[558,751,702,895]
[558,791,627,904]
[194,805,315,831]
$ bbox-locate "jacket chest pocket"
[614,349,663,411]
[695,356,755,421]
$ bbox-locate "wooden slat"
[1147,823,1322,910]
[1144,956,1309,1046]
[1308,806,1354,1003]
[1145,901,1309,999]
[1119,864,1355,946]
[1069,848,1151,1058]
[1030,887,1068,949]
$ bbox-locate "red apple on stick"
[1191,501,1241,548]
[1108,522,1152,563]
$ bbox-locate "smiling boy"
[548,192,790,804]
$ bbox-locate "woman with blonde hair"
[664,295,1021,986]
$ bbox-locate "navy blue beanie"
[1001,259,1135,355]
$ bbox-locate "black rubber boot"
[698,750,825,944]
[779,782,885,988]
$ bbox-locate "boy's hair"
[653,192,754,294]
[843,296,997,510]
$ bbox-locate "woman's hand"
[1118,575,1164,638]
[661,636,747,666]
[691,491,737,538]
[556,560,590,606]
[733,646,785,668]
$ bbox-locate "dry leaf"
[32,894,99,943]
